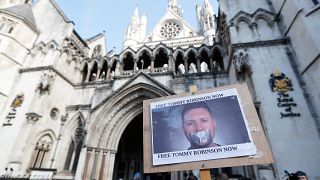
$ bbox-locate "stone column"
[103,150,117,180]
[85,149,95,180]
[85,69,91,82]
[99,151,107,180]
[106,67,111,79]
[168,55,173,72]
[196,56,201,73]
[92,149,104,180]
[133,61,138,74]
[209,57,214,73]
[150,56,155,73]
[96,66,102,80]
[183,57,188,74]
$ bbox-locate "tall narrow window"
[64,119,85,172]
[30,135,53,168]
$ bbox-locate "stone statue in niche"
[37,72,55,94]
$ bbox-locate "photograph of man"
[181,101,220,150]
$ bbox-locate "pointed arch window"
[64,119,85,172]
[175,53,184,74]
[154,49,169,71]
[30,135,53,168]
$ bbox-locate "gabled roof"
[1,3,37,30]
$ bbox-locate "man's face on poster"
[182,107,216,149]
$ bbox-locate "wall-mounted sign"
[269,69,300,118]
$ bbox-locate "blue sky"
[55,0,219,53]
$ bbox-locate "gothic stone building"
[0,0,319,179]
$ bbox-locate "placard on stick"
[143,83,274,173]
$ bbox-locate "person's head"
[295,171,307,180]
[181,101,216,149]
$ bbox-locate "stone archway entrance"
[113,113,143,180]
[112,113,171,180]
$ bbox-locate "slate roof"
[1,3,37,29]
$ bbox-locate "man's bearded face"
[182,108,216,148]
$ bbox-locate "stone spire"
[196,0,216,45]
[123,1,147,50]
[168,0,181,16]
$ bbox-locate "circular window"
[160,21,181,39]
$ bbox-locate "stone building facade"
[0,0,319,179]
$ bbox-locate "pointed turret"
[123,2,147,50]
[196,0,216,45]
[167,0,181,16]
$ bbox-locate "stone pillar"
[85,149,95,180]
[92,150,104,180]
[196,56,201,73]
[103,150,117,180]
[150,56,155,73]
[168,55,173,72]
[250,23,259,39]
[96,66,102,80]
[106,67,111,79]
[99,151,107,180]
[85,69,91,82]
[183,57,188,74]
[209,57,214,72]
[133,62,138,74]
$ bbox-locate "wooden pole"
[189,85,212,180]
[200,169,211,180]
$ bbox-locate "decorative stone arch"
[172,48,185,60]
[119,50,135,72]
[152,44,171,57]
[197,46,211,57]
[198,46,212,72]
[135,46,152,60]
[230,11,252,28]
[185,48,198,73]
[82,82,174,179]
[153,46,171,70]
[119,48,136,61]
[253,9,275,27]
[212,46,225,71]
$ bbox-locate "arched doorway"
[113,113,143,180]
[112,113,171,180]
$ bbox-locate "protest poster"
[143,84,274,173]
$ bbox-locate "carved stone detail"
[26,112,42,124]
[233,49,251,73]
